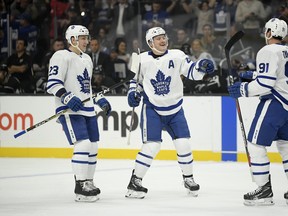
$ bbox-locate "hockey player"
[125,27,215,199]
[228,18,288,206]
[47,25,111,202]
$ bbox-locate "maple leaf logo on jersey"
[150,70,171,95]
[77,68,90,94]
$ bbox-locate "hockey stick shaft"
[225,31,254,180]
[14,75,134,139]
[127,48,141,145]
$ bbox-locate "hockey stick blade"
[127,48,141,146]
[14,72,135,139]
[224,30,245,52]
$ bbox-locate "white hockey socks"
[248,142,270,186]
[174,138,194,176]
[72,139,93,180]
[134,141,161,178]
[87,141,98,180]
[276,140,288,180]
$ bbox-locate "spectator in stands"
[278,1,288,44]
[10,0,39,23]
[184,38,222,94]
[0,26,6,63]
[279,1,288,24]
[129,37,144,54]
[213,0,238,37]
[193,0,215,37]
[199,24,223,62]
[180,42,192,57]
[49,0,70,39]
[59,5,82,39]
[107,47,130,93]
[170,28,190,49]
[222,22,255,60]
[142,1,173,33]
[17,13,38,56]
[190,38,216,67]
[33,38,65,94]
[10,2,39,52]
[32,0,51,68]
[88,38,113,80]
[166,0,195,35]
[77,0,97,27]
[108,0,136,42]
[95,27,112,54]
[7,38,34,93]
[91,65,116,94]
[0,0,8,62]
[42,38,65,71]
[0,63,19,93]
[114,37,131,65]
[235,0,267,52]
[0,0,6,17]
[94,0,113,34]
[262,0,273,23]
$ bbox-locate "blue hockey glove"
[128,91,141,107]
[239,70,257,81]
[196,59,215,74]
[94,96,111,116]
[61,92,83,112]
[228,82,248,99]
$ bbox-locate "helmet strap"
[265,31,272,45]
[149,40,167,55]
[70,38,84,54]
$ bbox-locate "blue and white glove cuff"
[127,87,137,95]
[191,62,205,80]
[61,92,75,105]
[94,93,105,104]
[240,82,248,97]
[251,71,257,79]
[194,60,203,73]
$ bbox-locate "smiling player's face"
[151,34,168,54]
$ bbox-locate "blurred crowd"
[0,0,287,95]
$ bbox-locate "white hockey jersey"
[247,43,288,110]
[130,49,206,116]
[47,49,95,116]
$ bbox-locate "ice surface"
[0,158,287,216]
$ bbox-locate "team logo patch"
[150,70,171,95]
[77,68,90,94]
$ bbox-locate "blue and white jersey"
[47,49,95,117]
[247,44,288,110]
[130,49,205,116]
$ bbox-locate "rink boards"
[0,95,281,162]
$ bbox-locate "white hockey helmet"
[145,27,167,47]
[65,25,90,44]
[264,18,287,39]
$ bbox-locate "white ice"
[0,158,287,216]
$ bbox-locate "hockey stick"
[127,49,141,145]
[225,31,254,181]
[14,72,135,139]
